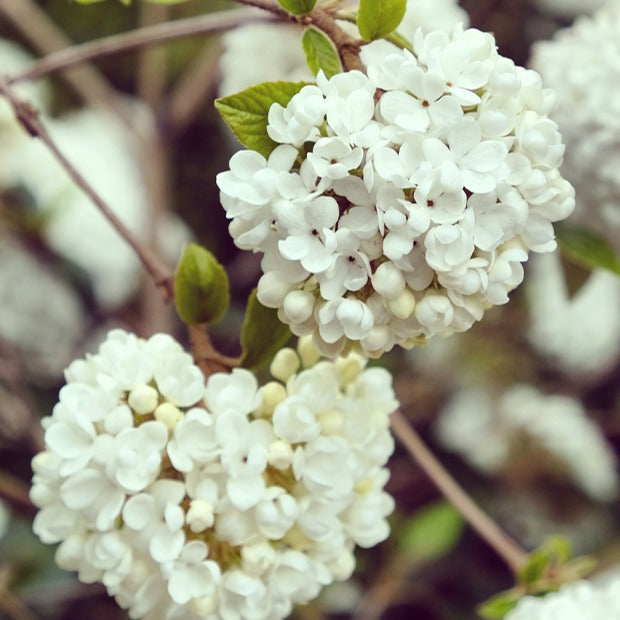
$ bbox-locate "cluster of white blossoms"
[526,253,620,377]
[217,25,575,356]
[530,2,620,253]
[435,384,618,501]
[505,579,620,620]
[218,0,469,96]
[30,330,397,619]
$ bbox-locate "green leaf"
[477,590,521,619]
[518,548,553,586]
[556,223,620,276]
[399,501,464,562]
[174,243,229,325]
[240,289,292,370]
[277,0,317,15]
[215,81,309,157]
[357,0,407,41]
[302,26,343,78]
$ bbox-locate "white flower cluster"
[435,384,618,501]
[31,330,397,619]
[218,25,575,357]
[527,253,620,377]
[530,3,620,252]
[505,579,620,620]
[218,0,469,96]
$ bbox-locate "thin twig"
[0,471,35,519]
[234,0,365,71]
[0,566,38,620]
[391,410,528,573]
[134,2,177,335]
[0,0,132,124]
[188,324,240,379]
[163,39,222,135]
[0,81,174,301]
[8,8,271,85]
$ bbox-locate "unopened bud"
[270,348,300,382]
[297,335,321,368]
[154,402,182,431]
[283,290,314,323]
[388,288,416,319]
[128,384,159,414]
[372,262,405,300]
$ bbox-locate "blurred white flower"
[0,235,86,382]
[527,252,620,376]
[506,579,620,619]
[530,3,620,253]
[435,384,618,501]
[31,331,397,619]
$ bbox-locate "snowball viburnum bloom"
[217,25,575,357]
[31,330,397,620]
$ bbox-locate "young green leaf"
[302,26,343,78]
[277,0,317,15]
[174,243,230,325]
[556,223,620,276]
[240,289,292,370]
[215,81,309,157]
[477,590,521,619]
[357,0,407,41]
[398,501,464,562]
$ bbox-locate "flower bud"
[270,348,300,382]
[388,288,416,319]
[297,335,321,368]
[128,384,159,414]
[268,439,294,469]
[371,262,405,299]
[154,402,182,431]
[186,499,215,532]
[282,290,315,323]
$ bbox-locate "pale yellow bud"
[127,384,159,414]
[388,288,416,319]
[297,335,321,368]
[154,402,182,431]
[270,348,300,382]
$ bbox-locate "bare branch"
[0,0,132,123]
[8,8,271,85]
[391,409,528,573]
[0,81,175,301]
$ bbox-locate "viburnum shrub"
[9,0,604,618]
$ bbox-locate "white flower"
[505,579,620,620]
[220,25,574,357]
[32,331,397,620]
[530,4,620,253]
[527,252,620,376]
[435,384,618,501]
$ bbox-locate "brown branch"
[8,8,271,85]
[163,39,222,135]
[0,0,132,124]
[0,471,35,520]
[233,0,364,71]
[391,410,528,574]
[188,324,240,379]
[0,566,38,620]
[0,81,174,301]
